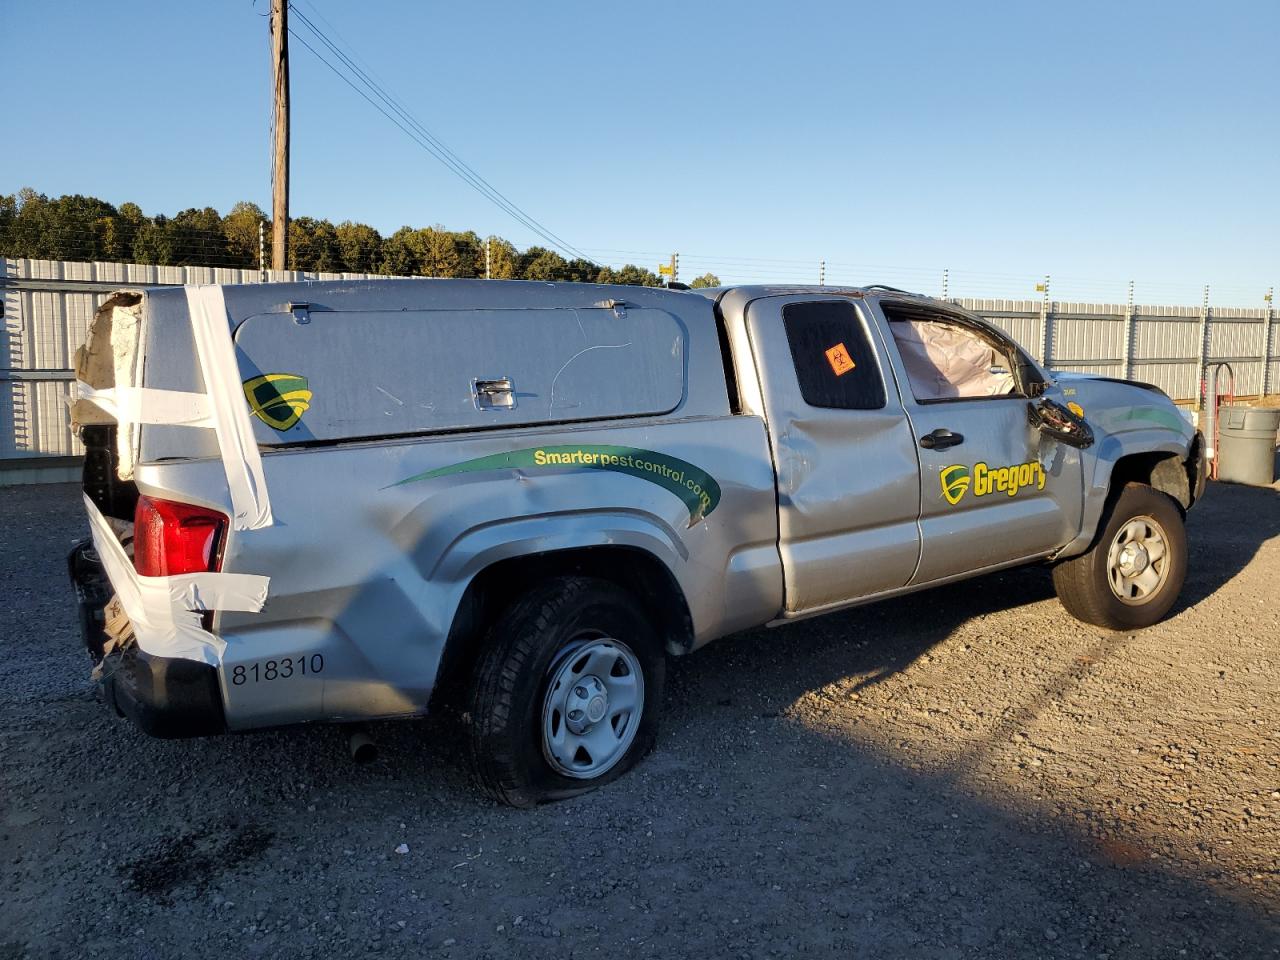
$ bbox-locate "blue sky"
[3,0,1277,303]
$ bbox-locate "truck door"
[745,296,922,613]
[869,299,1084,584]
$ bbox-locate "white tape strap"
[84,495,270,666]
[184,284,274,531]
[77,384,214,427]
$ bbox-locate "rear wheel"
[1052,482,1187,630]
[468,576,664,807]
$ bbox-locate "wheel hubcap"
[1106,516,1170,604]
[542,636,643,779]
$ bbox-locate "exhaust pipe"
[348,726,378,764]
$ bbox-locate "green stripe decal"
[391,445,722,526]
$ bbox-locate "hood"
[1049,372,1193,439]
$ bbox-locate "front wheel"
[468,576,664,807]
[1052,482,1188,630]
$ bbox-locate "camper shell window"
[227,305,688,445]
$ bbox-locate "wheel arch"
[1108,449,1193,511]
[1059,430,1199,559]
[431,543,694,714]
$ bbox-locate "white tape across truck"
[83,495,269,666]
[75,385,214,428]
[79,284,274,665]
[184,284,274,531]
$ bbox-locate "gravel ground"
[1,480,1277,959]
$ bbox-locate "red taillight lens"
[133,496,228,577]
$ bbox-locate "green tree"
[335,220,383,274]
[3,189,117,260]
[110,202,146,263]
[0,193,18,253]
[3,188,51,258]
[223,201,267,269]
[379,226,419,275]
[0,189,689,287]
[288,216,340,272]
[452,230,484,278]
[417,227,466,278]
[482,236,519,279]
[596,263,662,287]
[96,216,131,262]
[520,246,571,281]
[689,272,721,288]
[131,215,175,265]
[170,207,227,266]
[564,258,599,282]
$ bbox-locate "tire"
[468,576,664,807]
[1052,482,1187,630]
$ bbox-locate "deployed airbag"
[891,319,1016,400]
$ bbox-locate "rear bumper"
[68,537,226,739]
[101,648,227,738]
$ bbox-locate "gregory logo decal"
[390,445,722,526]
[939,465,971,505]
[243,373,312,431]
[940,460,1045,505]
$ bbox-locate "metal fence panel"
[2,257,1276,465]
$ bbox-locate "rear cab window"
[782,300,886,410]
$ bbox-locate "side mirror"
[1027,398,1094,448]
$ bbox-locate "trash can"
[1215,406,1280,485]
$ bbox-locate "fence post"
[1197,284,1211,409]
[258,221,267,282]
[1039,275,1052,366]
[941,268,949,300]
[819,260,825,286]
[1263,287,1274,397]
[1122,280,1135,381]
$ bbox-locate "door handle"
[919,428,964,450]
[472,377,516,410]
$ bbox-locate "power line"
[288,5,591,264]
[285,5,594,264]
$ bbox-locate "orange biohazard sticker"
[825,342,856,376]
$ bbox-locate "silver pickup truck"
[68,279,1205,805]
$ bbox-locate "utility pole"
[270,0,290,271]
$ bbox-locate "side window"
[782,301,886,410]
[886,309,1022,402]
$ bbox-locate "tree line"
[0,188,720,288]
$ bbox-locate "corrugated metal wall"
[2,257,1276,463]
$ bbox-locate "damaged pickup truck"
[68,280,1205,805]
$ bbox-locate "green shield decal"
[940,464,971,505]
[391,444,722,526]
[243,373,312,431]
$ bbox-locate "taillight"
[133,496,228,577]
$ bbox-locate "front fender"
[1060,426,1194,558]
